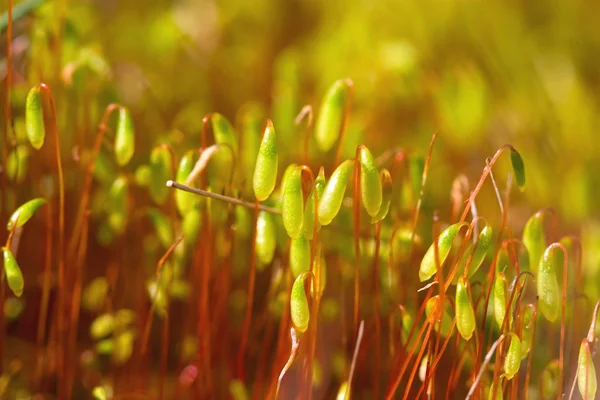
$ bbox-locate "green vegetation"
[1,0,600,399]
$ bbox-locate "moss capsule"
[7,197,47,231]
[371,169,392,223]
[315,79,351,152]
[456,276,475,341]
[522,211,546,274]
[452,225,493,284]
[578,339,597,400]
[358,146,382,217]
[510,148,526,191]
[253,120,278,201]
[2,248,24,297]
[211,113,239,155]
[290,235,310,279]
[90,313,115,339]
[147,208,174,249]
[290,273,310,333]
[25,86,45,149]
[537,245,560,322]
[303,167,326,239]
[419,222,467,282]
[175,151,200,215]
[149,146,172,205]
[520,307,535,360]
[256,211,276,267]
[6,145,30,183]
[503,332,522,380]
[493,271,507,329]
[114,107,135,166]
[488,378,503,400]
[425,295,454,337]
[318,159,354,226]
[282,165,304,239]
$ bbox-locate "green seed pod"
[256,211,276,267]
[90,313,115,339]
[578,339,597,400]
[182,209,202,248]
[149,146,172,205]
[107,177,129,234]
[279,163,298,198]
[229,379,249,400]
[290,273,310,333]
[419,222,467,282]
[175,151,200,215]
[541,360,560,399]
[336,381,350,400]
[522,211,546,274]
[92,386,108,400]
[211,113,239,155]
[82,277,109,312]
[6,145,30,183]
[425,295,454,337]
[290,235,310,278]
[456,276,475,341]
[503,332,522,380]
[114,107,135,166]
[240,105,263,196]
[318,159,355,226]
[4,297,25,320]
[315,79,351,152]
[147,208,174,249]
[95,338,114,355]
[488,378,503,400]
[452,225,493,284]
[358,146,382,217]
[235,206,252,240]
[114,308,136,329]
[493,271,507,328]
[282,165,304,239]
[537,245,560,322]
[253,120,278,201]
[135,164,152,186]
[25,86,45,149]
[371,169,392,223]
[2,248,24,297]
[7,197,47,231]
[520,307,535,360]
[510,148,526,191]
[93,150,118,184]
[113,330,135,364]
[147,281,168,318]
[303,167,326,239]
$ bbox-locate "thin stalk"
[65,210,90,398]
[523,304,538,400]
[352,155,361,335]
[345,320,365,400]
[373,221,382,400]
[140,236,184,355]
[275,328,300,400]
[415,319,457,399]
[35,202,53,386]
[333,79,355,167]
[37,83,66,397]
[67,104,120,263]
[237,200,259,378]
[295,105,313,165]
[465,334,507,399]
